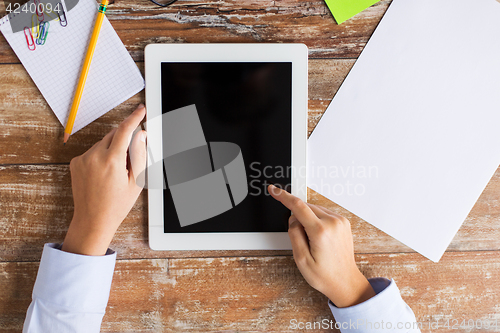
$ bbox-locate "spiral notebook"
[0,0,145,133]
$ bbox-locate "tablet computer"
[145,44,307,250]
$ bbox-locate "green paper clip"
[36,21,49,45]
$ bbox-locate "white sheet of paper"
[307,0,500,262]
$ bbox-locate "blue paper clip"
[57,4,68,27]
[36,21,49,45]
[24,27,36,51]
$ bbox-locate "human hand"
[61,104,147,256]
[268,185,376,308]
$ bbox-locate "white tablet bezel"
[145,43,308,250]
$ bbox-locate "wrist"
[325,270,376,308]
[61,217,115,256]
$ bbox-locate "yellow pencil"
[63,0,109,144]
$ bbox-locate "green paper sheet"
[324,0,381,24]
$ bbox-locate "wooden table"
[1,0,500,332]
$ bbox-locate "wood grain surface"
[0,0,391,63]
[2,252,500,332]
[1,0,500,332]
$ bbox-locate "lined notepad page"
[0,0,144,133]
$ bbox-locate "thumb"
[129,129,147,189]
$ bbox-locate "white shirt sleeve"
[329,278,421,333]
[24,244,418,332]
[23,243,116,333]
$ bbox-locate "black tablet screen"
[161,62,292,233]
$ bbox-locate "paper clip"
[57,4,68,27]
[44,9,59,22]
[34,0,44,22]
[24,27,36,51]
[36,21,49,45]
[31,14,40,38]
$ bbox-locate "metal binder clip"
[57,4,68,27]
[34,0,44,22]
[24,27,36,51]
[36,21,49,45]
[31,14,40,38]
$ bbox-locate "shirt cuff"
[32,243,116,313]
[329,278,419,332]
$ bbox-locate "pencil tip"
[63,132,70,145]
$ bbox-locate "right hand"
[268,185,376,308]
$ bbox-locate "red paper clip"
[34,0,44,22]
[24,27,36,51]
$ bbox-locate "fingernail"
[270,184,282,194]
[140,131,147,143]
[137,103,145,110]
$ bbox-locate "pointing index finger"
[268,185,320,231]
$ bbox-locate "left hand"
[61,104,147,256]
